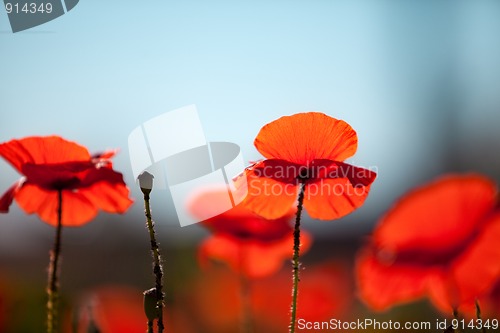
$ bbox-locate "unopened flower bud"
[143,287,158,321]
[138,171,154,193]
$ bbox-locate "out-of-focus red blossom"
[190,189,312,278]
[242,112,376,220]
[186,268,241,333]
[0,136,133,226]
[66,286,194,333]
[252,261,353,330]
[485,282,500,317]
[187,262,352,333]
[465,281,500,318]
[357,174,500,315]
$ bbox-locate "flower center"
[297,167,311,181]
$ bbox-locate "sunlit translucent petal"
[15,184,98,226]
[303,178,372,220]
[0,136,90,173]
[254,112,358,165]
[80,182,133,214]
[242,165,298,220]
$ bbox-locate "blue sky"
[1,1,500,248]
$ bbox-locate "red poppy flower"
[243,112,376,220]
[0,136,133,226]
[190,189,312,278]
[356,174,500,314]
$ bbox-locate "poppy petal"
[0,136,90,173]
[451,213,500,306]
[79,167,129,188]
[191,186,295,241]
[374,174,497,254]
[246,159,301,184]
[79,182,133,214]
[318,160,377,186]
[21,163,126,191]
[254,112,358,165]
[22,162,91,190]
[199,232,312,278]
[15,184,98,226]
[0,179,25,213]
[303,178,372,220]
[91,149,117,161]
[202,211,293,242]
[243,166,298,220]
[426,273,459,314]
[356,250,441,311]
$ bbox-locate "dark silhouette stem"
[289,182,306,333]
[453,308,461,333]
[143,191,164,333]
[47,190,63,333]
[147,320,154,333]
[476,299,487,333]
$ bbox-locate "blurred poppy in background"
[462,280,500,318]
[483,282,500,317]
[0,136,133,226]
[185,267,242,333]
[190,188,312,278]
[357,174,500,315]
[68,286,193,333]
[252,261,353,330]
[242,112,376,220]
[186,261,352,333]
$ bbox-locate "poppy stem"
[289,182,306,333]
[475,299,487,333]
[147,320,154,333]
[452,308,461,333]
[141,188,165,333]
[47,189,63,333]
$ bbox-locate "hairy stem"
[47,190,63,333]
[147,320,154,333]
[289,182,306,333]
[453,308,461,333]
[143,191,164,333]
[476,299,487,333]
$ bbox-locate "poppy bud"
[143,287,158,321]
[138,171,154,193]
